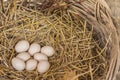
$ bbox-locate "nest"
[0,0,119,80]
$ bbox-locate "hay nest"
[0,0,119,80]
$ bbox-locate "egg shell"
[41,46,55,57]
[28,43,41,56]
[12,57,25,71]
[15,40,29,53]
[16,52,30,61]
[34,53,48,61]
[4,0,7,2]
[26,59,37,71]
[37,60,50,74]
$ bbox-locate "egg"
[41,46,55,57]
[16,52,30,61]
[3,0,7,2]
[37,60,50,74]
[12,57,25,71]
[15,40,29,53]
[26,59,37,71]
[34,53,48,61]
[28,43,41,56]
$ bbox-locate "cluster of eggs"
[12,40,55,74]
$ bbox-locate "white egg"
[16,52,30,61]
[4,0,7,2]
[26,59,37,71]
[34,53,48,61]
[28,43,41,56]
[41,46,55,57]
[15,40,29,53]
[37,60,50,74]
[12,57,25,71]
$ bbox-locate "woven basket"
[67,0,120,80]
[0,0,120,80]
[26,0,120,79]
[41,0,120,80]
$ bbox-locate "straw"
[0,1,114,80]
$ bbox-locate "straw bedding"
[0,0,119,80]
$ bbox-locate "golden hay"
[0,0,115,80]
